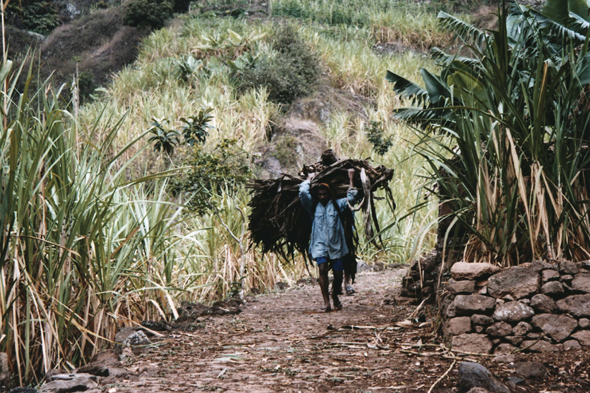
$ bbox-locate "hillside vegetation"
[2,0,488,385]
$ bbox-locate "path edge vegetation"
[388,0,590,267]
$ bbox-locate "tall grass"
[389,3,590,266]
[0,59,211,383]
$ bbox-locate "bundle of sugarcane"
[248,150,395,261]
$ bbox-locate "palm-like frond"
[437,11,487,49]
[385,70,429,105]
[565,11,590,35]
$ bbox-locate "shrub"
[173,0,191,13]
[365,120,392,156]
[78,70,97,104]
[123,0,173,30]
[171,139,252,214]
[238,25,321,106]
[18,0,60,34]
[273,134,299,166]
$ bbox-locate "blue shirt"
[299,180,360,260]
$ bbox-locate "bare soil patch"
[85,268,590,392]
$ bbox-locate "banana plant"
[386,0,590,264]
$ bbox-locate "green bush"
[365,120,392,156]
[78,71,97,104]
[238,25,321,106]
[18,1,60,34]
[123,0,173,30]
[171,139,252,214]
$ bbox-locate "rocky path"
[83,267,590,393]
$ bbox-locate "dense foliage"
[388,0,590,265]
[7,0,60,34]
[238,25,321,106]
[0,59,200,383]
[171,139,252,214]
[123,0,173,29]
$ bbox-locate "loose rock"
[493,301,535,323]
[561,274,574,282]
[571,330,590,346]
[556,294,590,316]
[532,314,578,342]
[579,318,590,328]
[563,339,581,351]
[471,314,494,326]
[457,362,510,393]
[541,269,559,282]
[39,374,98,393]
[530,294,556,313]
[452,334,493,354]
[488,267,540,299]
[451,262,501,280]
[513,321,533,336]
[504,336,524,345]
[76,351,124,378]
[520,339,559,352]
[572,273,590,293]
[448,279,476,294]
[493,343,516,354]
[514,362,547,379]
[455,295,496,315]
[445,317,472,335]
[528,260,553,272]
[541,281,565,297]
[486,322,512,337]
[559,261,579,275]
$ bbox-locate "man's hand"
[348,168,355,187]
[307,172,316,181]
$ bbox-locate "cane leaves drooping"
[387,0,590,265]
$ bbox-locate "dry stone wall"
[440,260,590,354]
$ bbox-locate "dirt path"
[94,268,590,393]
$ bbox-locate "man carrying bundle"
[299,168,360,312]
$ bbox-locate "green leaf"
[385,70,428,105]
[543,0,590,23]
[576,52,590,85]
[421,68,450,107]
[438,11,486,48]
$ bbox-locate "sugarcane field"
[3,0,590,392]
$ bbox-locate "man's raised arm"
[345,168,360,206]
[299,173,315,214]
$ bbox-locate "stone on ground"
[530,294,556,313]
[514,362,547,379]
[572,273,590,293]
[457,362,510,393]
[39,374,98,393]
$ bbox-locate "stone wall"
[440,260,590,354]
